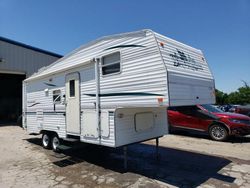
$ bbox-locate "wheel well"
[40,130,57,136]
[208,122,230,134]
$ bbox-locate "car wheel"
[51,134,61,152]
[209,124,228,141]
[42,133,51,149]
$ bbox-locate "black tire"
[51,134,61,152]
[209,124,228,141]
[42,132,51,149]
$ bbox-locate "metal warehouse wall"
[0,39,62,76]
[0,37,62,124]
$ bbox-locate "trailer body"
[23,30,215,147]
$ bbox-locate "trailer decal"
[83,92,164,97]
[169,49,203,71]
[28,102,41,107]
[26,111,65,115]
[43,82,57,87]
[104,44,145,51]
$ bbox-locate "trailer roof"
[25,30,150,81]
[25,29,202,82]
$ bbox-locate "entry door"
[65,73,80,134]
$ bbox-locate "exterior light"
[158,97,164,105]
[44,88,49,96]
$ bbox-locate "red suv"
[168,104,250,141]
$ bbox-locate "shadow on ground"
[26,137,235,187]
[0,122,19,126]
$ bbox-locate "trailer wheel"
[42,133,51,149]
[51,134,61,152]
[209,124,228,141]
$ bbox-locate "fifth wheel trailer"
[23,29,215,153]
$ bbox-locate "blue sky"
[0,0,249,93]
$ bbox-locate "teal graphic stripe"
[28,102,41,107]
[83,92,164,97]
[44,82,57,87]
[26,111,65,115]
[104,44,145,51]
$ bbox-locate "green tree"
[227,81,250,105]
[215,89,228,105]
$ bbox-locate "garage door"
[0,73,26,124]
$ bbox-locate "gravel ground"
[0,125,250,188]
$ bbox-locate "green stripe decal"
[104,44,145,51]
[83,92,164,97]
[28,102,40,107]
[44,82,57,87]
[26,111,65,115]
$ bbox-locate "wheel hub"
[42,135,49,146]
[52,137,59,150]
[212,127,225,139]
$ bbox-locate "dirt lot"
[0,126,250,188]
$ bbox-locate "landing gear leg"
[156,137,159,160]
[123,146,128,171]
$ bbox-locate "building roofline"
[0,36,63,58]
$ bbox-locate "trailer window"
[53,90,61,103]
[69,80,75,97]
[102,52,120,75]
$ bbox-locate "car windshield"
[201,104,223,113]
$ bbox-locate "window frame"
[52,89,61,104]
[101,51,122,77]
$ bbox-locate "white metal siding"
[25,81,66,136]
[43,114,66,138]
[80,110,115,147]
[80,64,97,109]
[28,30,168,108]
[26,114,40,133]
[98,33,168,107]
[115,107,167,147]
[155,33,215,106]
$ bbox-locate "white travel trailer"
[23,29,215,155]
